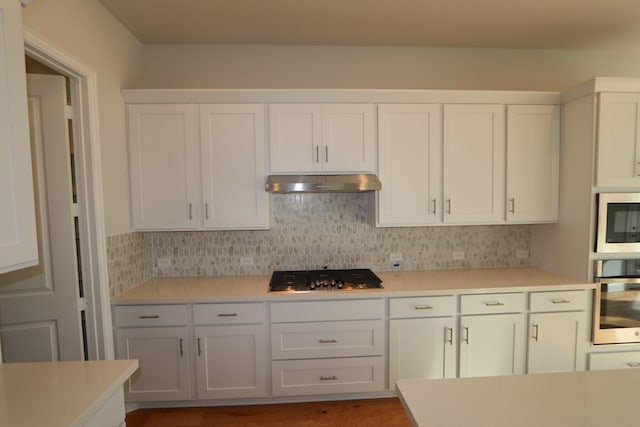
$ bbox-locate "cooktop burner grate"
[269,268,382,292]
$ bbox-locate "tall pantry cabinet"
[0,0,38,274]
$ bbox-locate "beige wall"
[141,44,640,91]
[23,0,144,236]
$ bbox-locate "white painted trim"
[23,27,114,360]
[121,88,560,105]
[560,77,640,104]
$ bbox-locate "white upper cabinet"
[0,0,38,273]
[128,104,200,229]
[596,93,640,188]
[127,103,269,230]
[269,103,376,173]
[199,105,269,229]
[506,105,560,223]
[443,104,505,224]
[377,104,442,226]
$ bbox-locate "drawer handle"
[551,299,571,304]
[138,315,160,319]
[414,305,433,310]
[532,324,539,342]
[320,375,338,381]
[627,362,640,368]
[318,339,337,344]
[218,313,238,317]
[483,301,504,307]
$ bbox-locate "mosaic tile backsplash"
[106,232,152,296]
[107,193,532,295]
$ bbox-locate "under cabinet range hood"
[266,174,381,193]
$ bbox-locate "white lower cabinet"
[116,326,192,402]
[388,296,457,387]
[589,351,640,371]
[195,325,267,399]
[270,299,385,397]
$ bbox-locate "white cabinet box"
[269,103,377,173]
[589,351,640,371]
[127,103,269,230]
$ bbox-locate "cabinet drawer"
[271,320,384,359]
[589,351,640,371]
[389,296,455,318]
[193,303,266,325]
[460,293,525,315]
[114,305,189,327]
[529,290,589,312]
[270,299,384,323]
[272,356,384,396]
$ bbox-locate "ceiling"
[98,0,640,50]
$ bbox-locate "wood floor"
[125,398,413,427]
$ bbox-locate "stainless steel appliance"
[268,269,383,292]
[265,174,381,193]
[593,258,640,344]
[596,193,640,253]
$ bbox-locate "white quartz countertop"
[0,359,138,427]
[111,268,594,304]
[396,368,640,427]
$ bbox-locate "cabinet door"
[506,105,560,223]
[115,327,191,401]
[195,325,267,399]
[200,104,269,229]
[377,104,442,226]
[597,93,640,188]
[0,0,38,273]
[443,104,505,224]
[321,104,376,173]
[459,313,525,377]
[269,103,322,173]
[528,311,586,374]
[127,104,199,229]
[389,317,456,387]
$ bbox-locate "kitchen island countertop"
[112,267,594,304]
[0,359,138,426]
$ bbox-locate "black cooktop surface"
[269,268,383,292]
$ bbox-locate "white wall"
[141,44,640,90]
[23,0,144,236]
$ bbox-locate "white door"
[0,74,84,362]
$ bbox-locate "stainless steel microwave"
[596,193,640,253]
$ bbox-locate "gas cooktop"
[269,269,383,292]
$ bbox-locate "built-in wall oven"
[596,193,640,253]
[593,259,640,344]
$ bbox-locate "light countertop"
[112,268,594,304]
[396,368,640,427]
[0,359,138,427]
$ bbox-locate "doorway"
[0,30,113,361]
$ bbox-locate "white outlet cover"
[157,258,171,268]
[516,250,529,259]
[389,253,403,262]
[240,256,254,266]
[452,251,465,260]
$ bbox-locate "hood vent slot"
[266,174,381,193]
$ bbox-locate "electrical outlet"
[157,258,171,268]
[516,249,529,259]
[452,251,465,261]
[240,256,254,266]
[389,253,403,262]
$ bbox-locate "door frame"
[23,28,114,360]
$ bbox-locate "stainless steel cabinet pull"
[316,145,320,163]
[532,324,539,342]
[462,326,469,344]
[446,198,452,214]
[414,305,433,310]
[325,146,329,163]
[509,197,515,214]
[197,337,202,357]
[483,301,505,307]
[138,315,159,319]
[551,299,571,304]
[179,338,184,357]
[188,203,193,220]
[626,362,640,368]
[204,203,209,220]
[217,313,238,317]
[318,339,337,344]
[320,375,338,381]
[431,198,437,214]
[447,327,454,345]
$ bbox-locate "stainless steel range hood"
[266,174,381,193]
